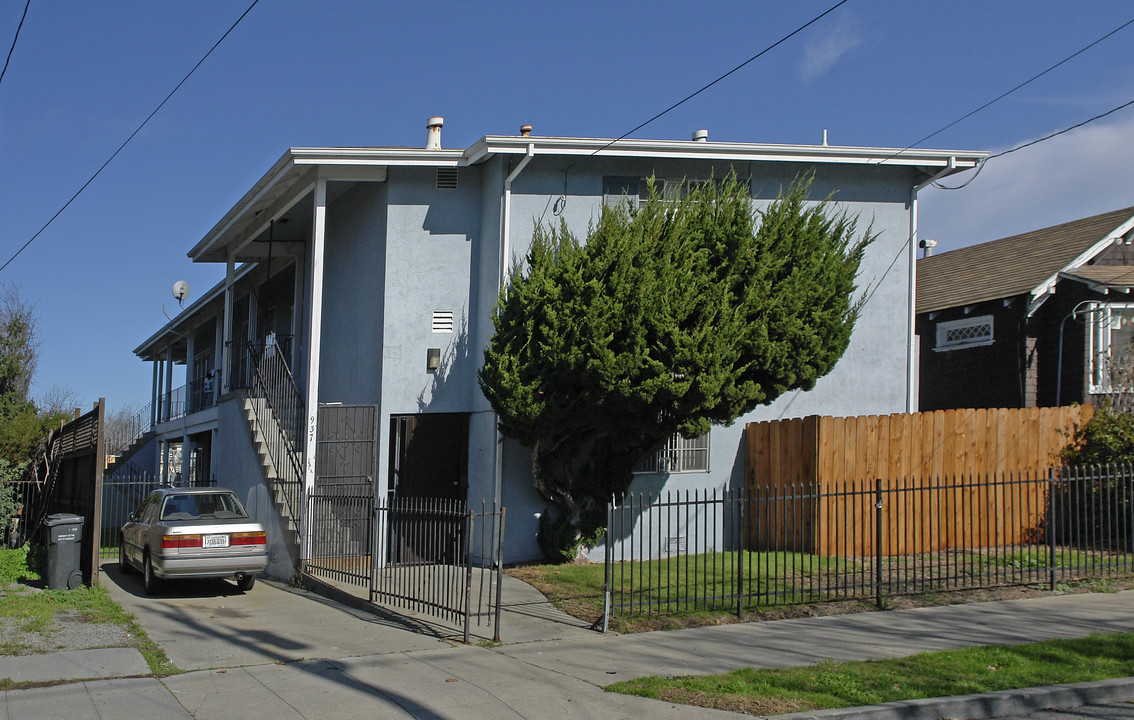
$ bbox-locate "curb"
[767,676,1134,720]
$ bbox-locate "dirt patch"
[654,687,817,716]
[0,609,134,655]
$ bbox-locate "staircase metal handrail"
[245,343,306,531]
[106,402,154,458]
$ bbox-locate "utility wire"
[0,0,30,89]
[933,95,1134,190]
[0,0,261,275]
[591,0,850,155]
[880,15,1134,165]
[990,96,1134,159]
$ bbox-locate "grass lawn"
[607,633,1134,716]
[509,546,1134,633]
[0,544,178,684]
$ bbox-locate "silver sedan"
[120,487,268,594]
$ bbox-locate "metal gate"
[305,404,378,585]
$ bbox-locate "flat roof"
[188,133,988,263]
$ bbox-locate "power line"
[990,96,1134,159]
[933,95,1134,190]
[0,0,30,89]
[880,14,1134,165]
[0,0,261,275]
[591,0,850,155]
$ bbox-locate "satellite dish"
[172,280,190,307]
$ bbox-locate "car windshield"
[159,492,248,521]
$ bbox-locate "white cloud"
[799,15,863,82]
[919,112,1134,254]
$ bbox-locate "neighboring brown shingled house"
[917,207,1134,411]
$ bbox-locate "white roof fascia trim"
[464,136,987,168]
[134,263,256,357]
[290,147,465,167]
[190,152,297,259]
[1027,212,1134,317]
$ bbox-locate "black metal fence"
[2,477,40,549]
[99,463,165,559]
[305,483,374,586]
[304,490,506,643]
[603,465,1134,622]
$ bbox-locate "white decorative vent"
[936,315,994,350]
[666,536,687,555]
[432,310,454,333]
[436,168,458,189]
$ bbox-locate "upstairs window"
[935,315,994,351]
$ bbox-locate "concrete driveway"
[100,561,449,671]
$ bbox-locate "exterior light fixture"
[427,348,441,372]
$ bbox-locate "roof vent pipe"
[919,238,938,258]
[520,124,532,137]
[426,116,444,149]
[692,129,709,142]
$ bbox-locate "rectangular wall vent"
[432,310,454,333]
[666,536,687,555]
[436,168,458,189]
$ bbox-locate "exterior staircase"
[105,430,156,475]
[239,395,303,546]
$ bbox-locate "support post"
[875,479,884,608]
[301,177,328,561]
[222,255,235,393]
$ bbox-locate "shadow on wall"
[243,483,296,581]
[417,312,471,413]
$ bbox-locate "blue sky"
[2,1,1134,414]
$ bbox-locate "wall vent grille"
[432,310,454,333]
[436,168,458,189]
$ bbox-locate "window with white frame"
[634,431,710,473]
[935,315,994,350]
[1088,302,1134,393]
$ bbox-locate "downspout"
[494,144,535,505]
[499,144,536,287]
[907,157,957,413]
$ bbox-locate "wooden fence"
[745,405,1093,556]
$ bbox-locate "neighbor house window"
[635,432,710,474]
[935,315,994,350]
[1088,302,1134,393]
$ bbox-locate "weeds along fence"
[603,464,1134,621]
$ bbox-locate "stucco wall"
[212,398,295,580]
[475,157,917,562]
[318,181,387,405]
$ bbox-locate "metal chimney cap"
[426,117,444,149]
[520,124,532,137]
[692,129,709,142]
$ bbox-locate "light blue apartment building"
[120,118,985,577]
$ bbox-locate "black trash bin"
[44,513,85,590]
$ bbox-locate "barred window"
[935,316,993,350]
[634,432,709,474]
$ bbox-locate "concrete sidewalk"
[2,577,1133,719]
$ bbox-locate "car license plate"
[203,534,229,549]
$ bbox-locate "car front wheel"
[143,554,161,595]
